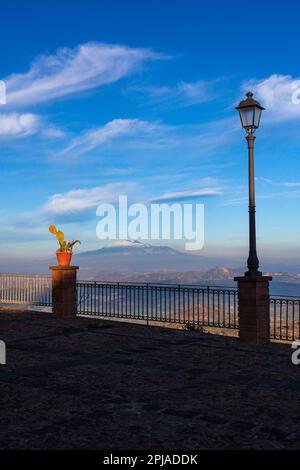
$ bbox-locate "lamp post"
[234,92,271,344]
[236,91,265,277]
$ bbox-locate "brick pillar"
[234,275,272,345]
[50,266,79,316]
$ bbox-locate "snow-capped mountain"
[73,240,231,278]
[88,239,178,255]
[105,240,152,249]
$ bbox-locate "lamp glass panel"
[240,107,254,128]
[254,107,262,128]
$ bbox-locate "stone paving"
[0,307,300,450]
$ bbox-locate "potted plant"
[49,225,81,266]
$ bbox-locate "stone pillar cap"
[49,265,79,271]
[234,275,272,282]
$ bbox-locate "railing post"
[146,283,149,326]
[234,275,272,344]
[50,266,79,316]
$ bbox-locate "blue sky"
[1,0,300,265]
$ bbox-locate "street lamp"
[236,91,265,277]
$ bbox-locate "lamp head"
[236,91,265,132]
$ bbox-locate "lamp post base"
[234,275,272,344]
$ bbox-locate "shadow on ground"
[0,308,299,450]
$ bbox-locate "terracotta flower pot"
[56,251,73,267]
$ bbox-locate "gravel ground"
[0,307,299,450]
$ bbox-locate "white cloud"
[224,189,300,205]
[5,42,160,107]
[43,182,135,217]
[283,181,300,187]
[243,74,300,122]
[176,80,218,105]
[60,118,162,156]
[0,182,139,241]
[58,115,238,159]
[255,177,300,188]
[41,125,66,139]
[0,113,65,139]
[0,113,40,137]
[131,79,220,108]
[255,177,274,184]
[150,188,222,203]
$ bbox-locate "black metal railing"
[0,274,52,306]
[77,281,238,329]
[0,273,299,342]
[270,295,300,341]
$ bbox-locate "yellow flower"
[49,225,57,234]
[56,230,65,243]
